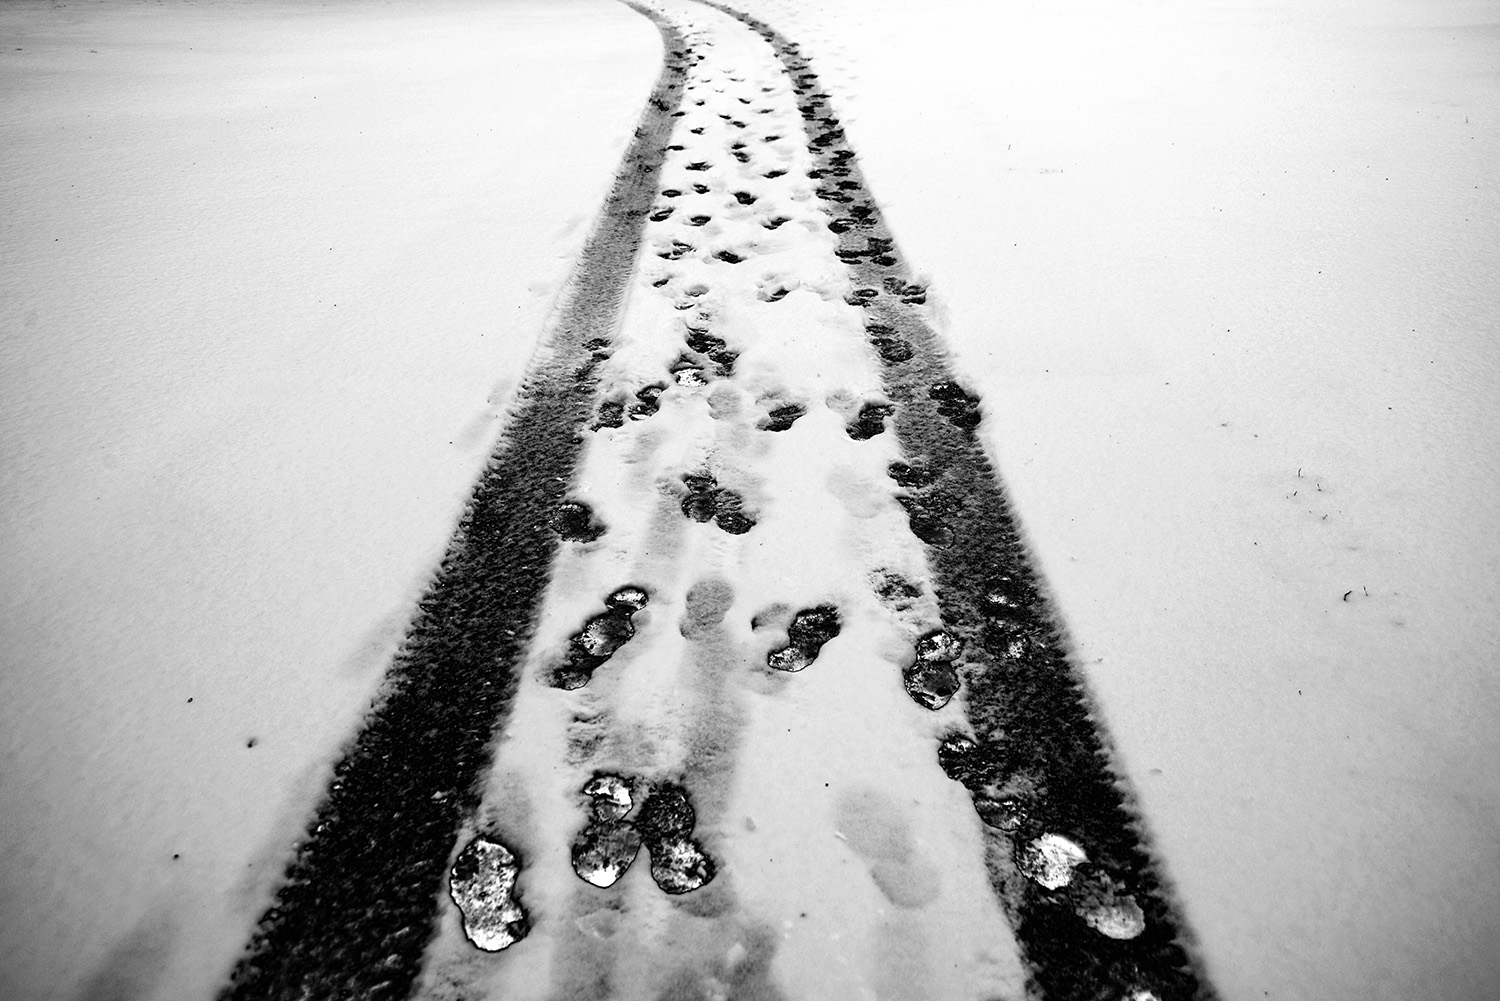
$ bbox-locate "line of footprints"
[440,0,1134,961]
[447,562,973,951]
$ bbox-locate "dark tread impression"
[696,2,1217,999]
[553,499,607,543]
[759,401,806,432]
[846,400,895,441]
[218,14,693,1001]
[681,471,756,535]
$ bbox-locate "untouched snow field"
[2,0,1498,999]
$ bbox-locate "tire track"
[697,2,1217,998]
[218,18,690,1001]
[416,2,1019,997]
[223,1,1217,998]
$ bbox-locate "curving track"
[221,3,1215,999]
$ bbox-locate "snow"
[413,6,1026,993]
[0,1,660,998]
[730,0,1500,998]
[2,0,1498,998]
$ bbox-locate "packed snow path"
[223,2,1214,999]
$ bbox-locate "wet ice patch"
[449,835,529,952]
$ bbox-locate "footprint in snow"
[450,835,529,951]
[671,354,709,387]
[866,321,914,364]
[680,472,755,535]
[895,488,955,547]
[635,783,716,894]
[767,605,841,672]
[571,774,642,888]
[871,568,922,611]
[757,400,806,432]
[903,630,961,709]
[686,326,738,376]
[928,381,982,430]
[549,586,650,690]
[846,400,896,440]
[553,499,606,543]
[887,459,936,490]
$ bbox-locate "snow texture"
[2,0,1498,999]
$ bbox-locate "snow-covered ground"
[1,2,661,998]
[760,2,1500,999]
[2,0,1497,999]
[762,1,1500,1001]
